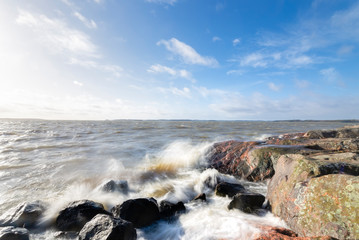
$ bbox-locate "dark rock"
[56,200,111,232]
[99,180,128,194]
[54,231,78,239]
[78,214,136,240]
[192,193,206,202]
[214,182,246,197]
[111,198,160,228]
[0,226,29,240]
[228,192,265,213]
[159,201,185,218]
[0,201,46,228]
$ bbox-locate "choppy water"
[0,119,357,239]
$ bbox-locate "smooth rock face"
[56,200,111,232]
[0,226,29,240]
[0,201,46,228]
[214,182,246,197]
[158,201,185,219]
[111,198,160,228]
[228,192,265,213]
[78,214,136,240]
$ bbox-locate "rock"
[54,231,78,239]
[192,193,206,202]
[78,214,136,240]
[253,226,336,240]
[267,154,359,239]
[305,126,359,139]
[228,192,265,213]
[56,200,111,232]
[111,198,160,228]
[0,226,29,240]
[214,182,246,197]
[99,180,128,194]
[158,201,185,218]
[0,201,46,228]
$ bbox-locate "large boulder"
[214,182,246,197]
[0,201,46,228]
[78,214,136,240]
[228,192,265,214]
[267,153,359,239]
[0,226,29,240]
[158,201,185,219]
[111,198,160,228]
[56,200,111,232]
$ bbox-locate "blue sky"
[0,0,359,120]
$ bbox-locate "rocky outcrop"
[78,214,136,240]
[0,226,29,240]
[111,198,160,228]
[56,200,111,232]
[98,180,129,194]
[208,125,359,239]
[214,182,246,197]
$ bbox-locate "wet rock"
[214,182,246,197]
[192,193,206,202]
[228,192,265,214]
[78,214,136,240]
[54,231,78,239]
[253,226,336,240]
[267,154,359,239]
[111,198,160,228]
[99,180,128,194]
[0,226,29,240]
[159,201,185,218]
[56,200,111,232]
[0,201,46,228]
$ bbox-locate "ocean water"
[0,119,357,239]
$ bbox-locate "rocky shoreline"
[0,125,358,239]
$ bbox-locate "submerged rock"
[78,214,136,240]
[56,200,111,232]
[214,182,246,197]
[0,201,46,228]
[111,198,160,228]
[192,193,206,202]
[158,201,186,219]
[228,192,265,214]
[0,226,29,240]
[99,180,129,194]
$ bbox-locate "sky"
[0,0,359,120]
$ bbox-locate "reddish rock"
[253,226,336,240]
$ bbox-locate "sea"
[0,119,358,239]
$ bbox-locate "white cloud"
[337,45,354,55]
[73,11,97,29]
[69,58,123,78]
[157,38,218,67]
[73,81,83,86]
[295,80,310,89]
[93,0,104,4]
[226,70,244,75]
[268,82,281,91]
[158,87,191,98]
[145,0,177,5]
[289,55,313,65]
[212,36,221,42]
[147,64,194,82]
[320,67,340,83]
[240,53,267,68]
[233,38,240,46]
[16,10,98,58]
